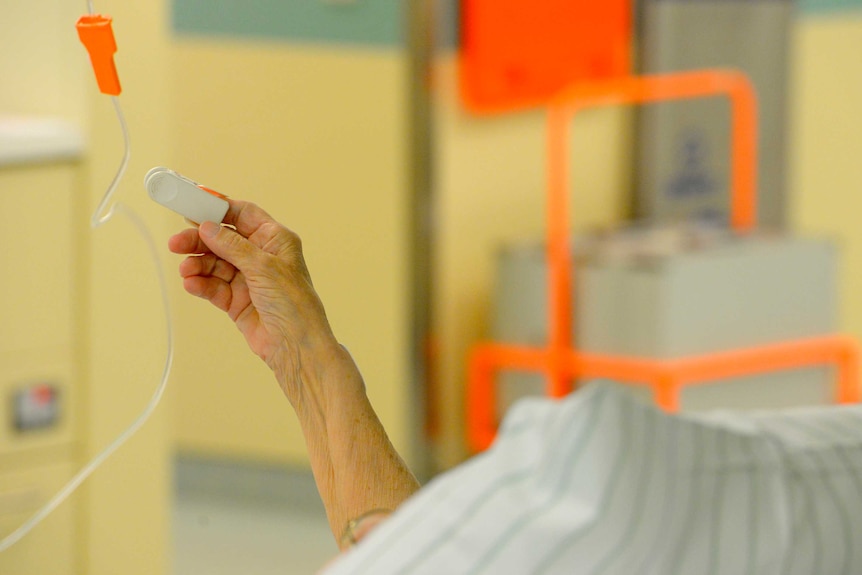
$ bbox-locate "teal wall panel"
[173,0,404,46]
[799,0,862,13]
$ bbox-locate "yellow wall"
[169,40,415,466]
[0,1,87,120]
[790,15,862,340]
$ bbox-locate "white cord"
[0,22,174,552]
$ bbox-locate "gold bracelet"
[340,508,392,549]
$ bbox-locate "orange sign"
[460,0,631,113]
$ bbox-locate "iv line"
[0,12,174,553]
[90,97,130,228]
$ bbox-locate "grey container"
[635,0,793,229]
[492,232,837,413]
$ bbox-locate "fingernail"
[200,221,220,238]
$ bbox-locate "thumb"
[199,220,260,271]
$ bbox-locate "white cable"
[0,10,174,551]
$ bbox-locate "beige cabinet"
[0,460,78,575]
[0,161,81,574]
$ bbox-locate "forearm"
[289,342,420,548]
[173,205,419,547]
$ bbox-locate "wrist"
[339,508,392,550]
[277,336,367,416]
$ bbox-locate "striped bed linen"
[324,383,862,574]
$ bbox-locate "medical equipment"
[636,0,792,228]
[0,3,174,552]
[493,230,840,413]
[76,13,121,96]
[145,166,229,224]
[465,71,860,451]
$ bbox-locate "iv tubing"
[0,26,174,554]
[91,97,131,228]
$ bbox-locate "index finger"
[221,199,279,239]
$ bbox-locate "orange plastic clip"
[76,15,121,96]
[198,186,228,200]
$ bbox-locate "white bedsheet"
[325,382,862,574]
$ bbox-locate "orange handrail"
[465,70,860,453]
[468,336,861,452]
[546,70,758,398]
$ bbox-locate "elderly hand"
[169,198,419,548]
[168,199,348,404]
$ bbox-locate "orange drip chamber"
[76,14,122,96]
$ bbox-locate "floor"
[172,457,338,575]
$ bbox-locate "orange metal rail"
[468,336,861,452]
[466,70,861,452]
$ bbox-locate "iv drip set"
[0,3,225,552]
[77,10,228,224]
